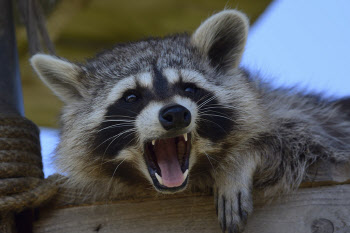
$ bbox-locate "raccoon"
[30,10,350,233]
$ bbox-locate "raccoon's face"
[91,67,240,192]
[31,10,258,193]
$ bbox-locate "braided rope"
[0,116,58,213]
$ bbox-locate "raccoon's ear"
[191,10,249,72]
[30,54,86,103]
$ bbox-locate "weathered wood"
[303,160,350,186]
[32,161,350,232]
[0,212,16,233]
[33,185,350,233]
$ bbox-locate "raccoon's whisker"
[104,110,138,119]
[103,130,136,155]
[198,95,218,109]
[97,158,119,168]
[123,108,139,115]
[199,112,233,122]
[204,152,216,171]
[86,157,119,174]
[201,101,236,108]
[199,109,233,118]
[195,93,212,105]
[199,118,229,134]
[100,130,136,167]
[204,152,220,163]
[97,124,135,133]
[201,102,246,112]
[199,111,231,119]
[120,134,139,150]
[201,106,240,115]
[101,119,136,123]
[198,95,217,108]
[93,128,135,152]
[94,128,136,156]
[107,157,127,190]
[100,123,135,128]
[103,122,134,126]
[105,115,135,119]
[111,158,127,178]
[104,122,134,125]
[201,105,238,111]
[199,113,236,123]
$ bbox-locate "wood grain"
[33,185,350,233]
[32,161,350,233]
[303,160,350,186]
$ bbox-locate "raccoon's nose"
[159,104,191,131]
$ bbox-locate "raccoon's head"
[31,10,262,194]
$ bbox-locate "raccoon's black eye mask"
[144,133,191,192]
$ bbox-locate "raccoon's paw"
[214,185,253,233]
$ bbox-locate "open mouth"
[144,133,191,192]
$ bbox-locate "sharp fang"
[183,133,188,142]
[152,140,156,146]
[155,173,163,185]
[183,169,189,179]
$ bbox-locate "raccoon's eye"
[124,93,138,103]
[184,84,197,94]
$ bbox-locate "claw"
[215,188,219,216]
[215,186,252,233]
[238,191,249,224]
[240,210,248,225]
[221,196,226,232]
[228,224,239,233]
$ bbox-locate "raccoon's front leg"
[214,182,252,233]
[213,158,257,233]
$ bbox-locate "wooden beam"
[302,159,350,187]
[33,184,350,233]
[32,160,350,233]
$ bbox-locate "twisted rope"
[17,0,56,55]
[0,116,58,213]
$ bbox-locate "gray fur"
[30,10,350,233]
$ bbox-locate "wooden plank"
[248,185,350,233]
[36,160,350,209]
[33,161,350,232]
[34,184,350,233]
[303,160,350,186]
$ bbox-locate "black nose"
[159,104,191,131]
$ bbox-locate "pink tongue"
[154,138,184,187]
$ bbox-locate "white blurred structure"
[40,128,59,177]
[40,0,350,177]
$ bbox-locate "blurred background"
[18,0,272,127]
[13,0,350,176]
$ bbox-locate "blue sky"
[241,0,350,97]
[41,0,350,177]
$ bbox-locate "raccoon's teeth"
[155,172,163,185]
[152,140,156,146]
[183,169,189,179]
[183,133,188,142]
